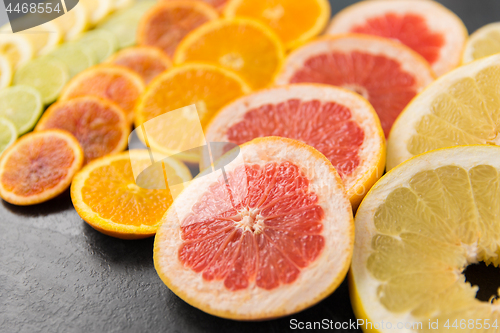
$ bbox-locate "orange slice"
[275,34,435,137]
[107,46,172,84]
[137,1,219,57]
[224,0,330,50]
[59,65,145,123]
[0,130,83,206]
[205,84,385,209]
[326,0,467,76]
[174,18,285,90]
[154,137,354,319]
[35,96,130,164]
[71,150,192,239]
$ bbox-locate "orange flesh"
[111,52,170,84]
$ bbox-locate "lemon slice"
[80,0,113,26]
[0,34,34,70]
[463,22,500,64]
[20,21,62,56]
[49,43,95,78]
[0,86,42,135]
[0,54,12,89]
[0,117,17,156]
[52,2,89,41]
[113,0,134,10]
[75,29,118,63]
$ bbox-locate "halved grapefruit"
[326,0,468,76]
[275,34,435,137]
[154,137,354,320]
[205,84,385,209]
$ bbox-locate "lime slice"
[49,43,96,78]
[0,86,43,135]
[14,57,69,105]
[0,117,17,156]
[75,29,118,63]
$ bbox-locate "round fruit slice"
[463,22,500,64]
[75,29,118,63]
[387,53,500,171]
[107,46,172,83]
[352,145,500,333]
[0,34,33,70]
[162,0,228,12]
[21,21,62,56]
[175,18,285,90]
[36,96,130,164]
[71,150,192,239]
[0,129,83,206]
[224,0,330,50]
[0,117,17,156]
[52,2,89,41]
[205,84,385,208]
[135,63,251,163]
[48,43,96,78]
[60,64,145,123]
[0,54,12,89]
[0,85,43,135]
[113,0,134,10]
[275,34,435,137]
[154,137,354,319]
[326,0,467,76]
[80,0,113,26]
[137,1,219,57]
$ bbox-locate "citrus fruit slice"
[175,18,285,90]
[135,63,251,163]
[275,34,435,137]
[14,56,69,105]
[0,117,17,156]
[205,84,385,209]
[60,64,145,123]
[20,21,62,56]
[463,22,500,64]
[0,129,83,206]
[35,96,129,164]
[48,43,96,78]
[71,150,192,239]
[326,0,467,76]
[52,2,89,41]
[75,29,118,63]
[80,0,113,26]
[351,145,500,333]
[387,53,500,171]
[107,46,172,83]
[0,54,12,89]
[224,0,330,50]
[154,137,354,319]
[113,0,134,10]
[0,85,43,135]
[137,1,219,57]
[0,34,34,70]
[162,0,229,12]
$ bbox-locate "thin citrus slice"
[352,145,500,333]
[107,46,172,83]
[205,84,385,209]
[275,34,435,137]
[48,42,96,78]
[71,150,192,239]
[80,0,113,26]
[0,34,34,70]
[113,0,134,10]
[20,21,62,56]
[135,63,251,163]
[0,117,17,156]
[224,0,330,50]
[326,0,467,76]
[0,54,12,89]
[60,64,145,123]
[35,96,130,164]
[14,56,69,105]
[0,129,83,206]
[387,53,500,170]
[75,29,118,63]
[463,22,500,64]
[137,1,219,57]
[163,0,228,12]
[52,2,89,41]
[175,18,285,90]
[0,85,43,135]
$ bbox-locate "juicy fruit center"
[234,207,265,234]
[342,84,369,100]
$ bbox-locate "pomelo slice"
[0,130,83,206]
[463,22,500,64]
[351,145,500,333]
[205,84,385,209]
[326,0,467,76]
[275,34,435,137]
[35,96,130,164]
[0,117,17,156]
[154,137,354,319]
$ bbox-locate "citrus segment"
[326,0,468,76]
[174,18,285,89]
[0,117,17,156]
[0,54,12,89]
[0,34,34,70]
[75,29,118,63]
[52,2,89,41]
[0,130,83,206]
[154,137,353,319]
[463,22,500,64]
[0,85,43,135]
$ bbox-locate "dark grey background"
[1,1,500,332]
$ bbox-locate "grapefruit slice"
[162,0,228,12]
[463,22,500,64]
[0,130,83,206]
[351,145,500,333]
[205,84,385,209]
[275,34,435,137]
[107,46,172,84]
[154,137,354,319]
[326,0,467,76]
[59,64,145,123]
[137,1,219,57]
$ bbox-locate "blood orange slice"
[35,96,130,164]
[154,137,354,320]
[275,34,435,137]
[163,0,228,12]
[0,130,83,206]
[205,84,385,209]
[326,0,467,76]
